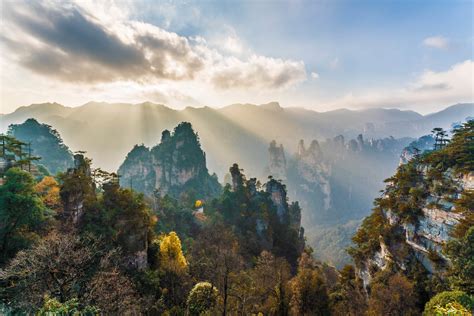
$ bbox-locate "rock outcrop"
[350,119,473,291]
[356,170,471,288]
[266,178,290,222]
[267,140,287,181]
[118,122,221,199]
[60,154,95,225]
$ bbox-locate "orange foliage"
[35,176,61,211]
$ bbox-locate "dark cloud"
[2,1,200,83]
[14,3,145,69]
[2,0,306,89]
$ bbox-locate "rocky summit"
[118,122,221,200]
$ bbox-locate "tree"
[367,273,418,316]
[432,127,449,150]
[445,120,473,172]
[0,231,139,314]
[0,232,103,311]
[189,224,243,316]
[251,251,292,315]
[155,231,189,310]
[37,295,98,315]
[86,266,141,314]
[0,167,46,264]
[423,290,474,316]
[159,231,188,275]
[81,180,153,270]
[330,265,367,316]
[35,176,61,212]
[289,252,330,316]
[444,226,474,294]
[187,282,219,315]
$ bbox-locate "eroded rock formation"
[118,122,221,199]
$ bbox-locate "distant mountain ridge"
[1,101,472,178]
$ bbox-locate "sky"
[0,0,473,114]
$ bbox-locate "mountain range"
[1,102,472,179]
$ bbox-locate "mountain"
[1,102,471,179]
[7,118,74,174]
[424,103,474,127]
[118,122,221,200]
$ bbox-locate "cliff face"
[356,170,472,288]
[60,154,95,225]
[350,121,473,289]
[267,135,411,226]
[118,122,221,199]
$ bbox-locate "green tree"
[0,167,46,264]
[423,290,474,316]
[431,127,449,150]
[37,295,98,315]
[330,265,367,316]
[444,226,474,294]
[187,282,219,316]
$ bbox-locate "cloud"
[222,34,245,55]
[423,36,449,49]
[1,0,306,90]
[323,60,473,112]
[311,72,320,79]
[210,55,306,90]
[141,89,202,108]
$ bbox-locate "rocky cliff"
[118,122,221,199]
[350,121,474,288]
[268,135,411,226]
[60,154,96,225]
[266,135,427,268]
[227,163,305,267]
[355,170,472,288]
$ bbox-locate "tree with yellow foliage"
[35,176,61,212]
[158,231,189,309]
[159,231,188,275]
